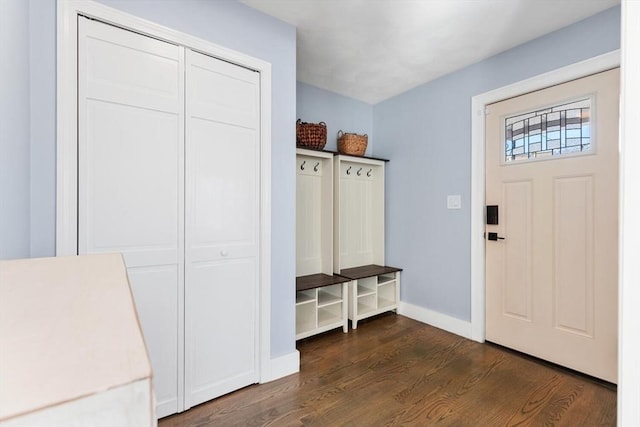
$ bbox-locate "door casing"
[470,50,620,343]
[55,0,273,405]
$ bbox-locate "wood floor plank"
[160,314,616,426]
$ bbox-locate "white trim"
[56,0,274,412]
[261,350,300,383]
[258,56,275,386]
[619,1,640,424]
[56,0,78,256]
[398,302,473,340]
[470,50,621,343]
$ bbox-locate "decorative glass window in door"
[504,98,591,162]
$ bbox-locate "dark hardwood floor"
[159,313,616,426]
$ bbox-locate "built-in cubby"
[296,273,349,340]
[340,264,402,328]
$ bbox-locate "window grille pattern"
[505,98,591,162]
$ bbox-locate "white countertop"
[0,254,152,421]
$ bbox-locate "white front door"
[485,69,619,382]
[77,17,184,417]
[184,50,260,408]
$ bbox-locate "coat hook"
[367,169,372,177]
[300,160,306,170]
[346,166,352,175]
[314,162,319,172]
[357,168,362,176]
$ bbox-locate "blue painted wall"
[2,0,297,358]
[29,0,56,258]
[297,82,374,154]
[373,6,621,322]
[0,0,31,260]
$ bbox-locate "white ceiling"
[240,0,619,104]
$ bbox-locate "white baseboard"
[398,302,473,340]
[261,350,300,383]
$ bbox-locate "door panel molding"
[553,175,594,337]
[470,50,620,344]
[502,180,533,321]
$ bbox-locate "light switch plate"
[447,195,461,209]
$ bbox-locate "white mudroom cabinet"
[334,154,402,329]
[295,149,401,337]
[75,17,263,418]
[295,149,349,339]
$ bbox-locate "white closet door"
[184,50,260,408]
[77,18,184,417]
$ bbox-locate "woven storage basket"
[338,130,368,156]
[296,119,327,150]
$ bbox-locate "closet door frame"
[55,0,272,389]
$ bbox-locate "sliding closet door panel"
[185,50,260,408]
[77,17,185,418]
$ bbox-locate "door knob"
[487,232,505,241]
[220,250,229,256]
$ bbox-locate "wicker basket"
[337,130,368,156]
[296,119,327,150]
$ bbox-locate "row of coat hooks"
[346,166,372,177]
[299,160,319,172]
[299,161,373,177]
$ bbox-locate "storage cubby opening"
[318,303,343,327]
[358,294,377,315]
[358,277,377,293]
[377,273,396,285]
[318,284,342,307]
[296,303,317,335]
[377,284,396,309]
[296,289,316,305]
